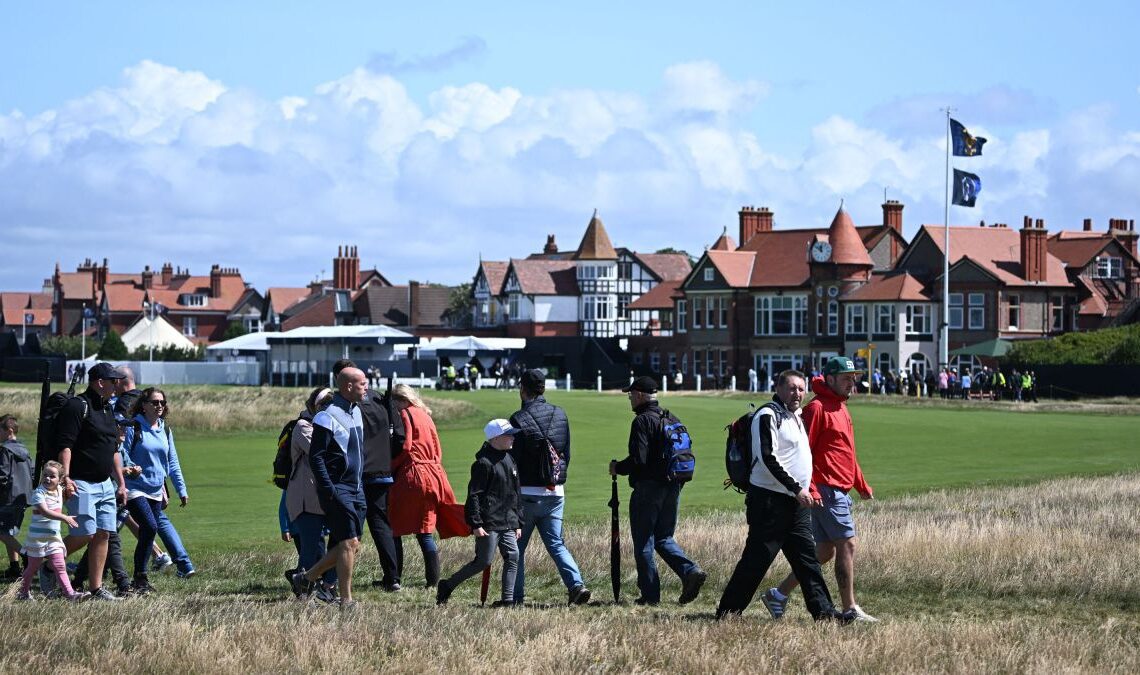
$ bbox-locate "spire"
[573,210,618,260]
[827,206,873,266]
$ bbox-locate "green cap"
[823,356,862,375]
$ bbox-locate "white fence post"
[565,374,572,391]
[596,370,602,393]
[696,374,702,392]
[661,375,668,393]
[730,375,737,391]
[420,372,425,388]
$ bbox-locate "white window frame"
[649,352,661,372]
[719,296,728,328]
[1094,256,1122,279]
[706,297,716,328]
[827,300,839,336]
[182,315,197,337]
[874,303,895,334]
[846,304,865,335]
[753,294,807,336]
[1008,294,1020,330]
[904,304,932,336]
[508,294,519,320]
[676,299,687,333]
[692,297,704,329]
[948,292,963,330]
[968,293,985,330]
[703,268,714,282]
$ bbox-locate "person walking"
[609,376,706,606]
[122,387,195,592]
[16,461,89,602]
[0,414,33,580]
[285,386,338,602]
[388,384,468,589]
[55,362,129,602]
[716,370,848,622]
[289,367,369,610]
[508,369,591,606]
[769,357,877,622]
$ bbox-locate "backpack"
[723,402,783,494]
[522,409,566,488]
[0,443,30,507]
[271,417,301,489]
[657,409,694,483]
[34,375,87,485]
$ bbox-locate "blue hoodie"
[121,414,188,499]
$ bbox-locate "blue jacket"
[122,415,188,498]
[309,394,364,499]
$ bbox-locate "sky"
[2,1,1139,293]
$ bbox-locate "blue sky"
[3,1,1138,291]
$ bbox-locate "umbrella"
[480,565,491,606]
[608,475,621,603]
[949,338,1012,358]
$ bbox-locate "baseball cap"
[823,356,862,376]
[88,362,126,380]
[484,418,521,441]
[520,368,546,391]
[621,375,658,394]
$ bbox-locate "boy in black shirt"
[436,419,522,607]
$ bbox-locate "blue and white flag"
[950,118,987,157]
[952,169,982,207]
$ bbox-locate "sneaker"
[633,597,659,606]
[116,583,135,598]
[568,585,592,606]
[435,579,453,606]
[846,604,879,622]
[371,579,401,592]
[490,600,519,608]
[313,583,339,604]
[15,589,34,601]
[337,598,359,612]
[819,608,855,626]
[132,577,155,596]
[67,591,92,603]
[152,553,174,574]
[678,570,707,604]
[762,588,788,620]
[176,567,196,579]
[288,570,314,598]
[90,587,122,602]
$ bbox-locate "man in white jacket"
[715,370,848,622]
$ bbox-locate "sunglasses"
[147,400,167,407]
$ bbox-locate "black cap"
[88,362,126,381]
[520,368,546,391]
[622,375,658,394]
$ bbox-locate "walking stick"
[480,565,491,606]
[608,474,621,603]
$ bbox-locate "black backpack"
[271,417,301,489]
[658,409,694,483]
[724,402,782,494]
[34,372,86,484]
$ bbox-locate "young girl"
[18,461,89,601]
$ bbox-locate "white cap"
[483,418,520,441]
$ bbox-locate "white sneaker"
[152,553,174,574]
[846,604,879,622]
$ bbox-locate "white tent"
[120,316,195,353]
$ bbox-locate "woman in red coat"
[389,384,469,587]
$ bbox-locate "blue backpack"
[658,409,694,483]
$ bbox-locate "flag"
[952,169,982,207]
[950,118,986,157]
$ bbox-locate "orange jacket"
[802,376,872,498]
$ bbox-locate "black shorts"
[0,506,25,534]
[320,491,366,548]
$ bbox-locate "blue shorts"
[811,485,857,542]
[66,479,118,536]
[320,490,366,548]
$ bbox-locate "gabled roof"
[101,283,147,312]
[842,273,930,302]
[631,252,692,281]
[357,268,392,288]
[738,229,823,287]
[266,287,311,315]
[704,250,756,288]
[507,259,579,295]
[1048,232,1138,269]
[1073,277,1109,316]
[913,225,1071,287]
[355,285,452,327]
[573,211,618,260]
[0,292,53,326]
[477,261,509,295]
[627,280,683,310]
[828,207,874,266]
[57,272,96,300]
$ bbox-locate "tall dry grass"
[2,473,1138,673]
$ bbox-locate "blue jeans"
[514,494,584,600]
[126,497,193,576]
[629,480,699,603]
[290,513,336,585]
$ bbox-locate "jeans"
[514,494,584,600]
[444,529,518,603]
[717,486,836,619]
[363,481,400,584]
[290,512,336,585]
[395,533,440,586]
[629,480,699,603]
[125,497,193,575]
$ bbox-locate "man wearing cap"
[768,356,878,622]
[508,368,590,606]
[55,362,130,601]
[610,376,706,606]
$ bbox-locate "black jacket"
[54,388,120,483]
[0,439,32,508]
[509,396,570,487]
[464,443,522,531]
[613,401,668,486]
[358,390,399,478]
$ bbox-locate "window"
[719,297,728,327]
[948,293,963,330]
[815,301,824,335]
[618,260,633,279]
[874,304,895,334]
[693,350,702,375]
[1094,256,1122,279]
[703,268,714,282]
[827,300,839,336]
[706,350,715,376]
[754,295,807,336]
[617,294,631,319]
[906,352,931,379]
[720,349,729,376]
[182,316,197,337]
[1007,294,1020,329]
[668,353,677,373]
[1051,296,1064,331]
[650,352,660,372]
[180,294,207,307]
[692,298,703,328]
[676,300,687,332]
[583,296,612,321]
[508,294,519,320]
[846,304,866,335]
[706,297,716,328]
[905,304,932,335]
[681,353,689,375]
[968,293,985,330]
[877,352,893,374]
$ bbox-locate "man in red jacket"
[764,356,878,622]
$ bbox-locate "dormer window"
[180,294,207,307]
[1093,256,1122,279]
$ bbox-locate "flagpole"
[941,108,952,369]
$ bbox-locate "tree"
[99,329,129,360]
[655,247,698,268]
[41,335,101,360]
[222,320,249,341]
[442,283,474,329]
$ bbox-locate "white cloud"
[661,61,768,116]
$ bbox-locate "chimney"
[209,264,223,298]
[1083,218,1092,232]
[1020,216,1048,282]
[141,265,153,290]
[308,280,324,296]
[882,200,904,234]
[738,206,773,245]
[332,245,360,290]
[544,234,558,255]
[408,280,421,329]
[161,262,173,286]
[1111,217,1139,258]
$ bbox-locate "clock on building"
[810,241,832,262]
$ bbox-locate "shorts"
[66,479,118,537]
[320,490,366,548]
[0,506,24,536]
[811,485,857,542]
